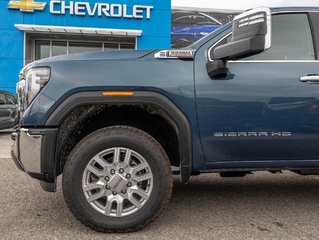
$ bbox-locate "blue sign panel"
[0,0,171,93]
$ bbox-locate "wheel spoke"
[132,163,148,175]
[128,195,142,209]
[113,148,121,165]
[132,172,152,183]
[93,155,108,168]
[83,181,104,192]
[105,197,113,215]
[87,165,105,177]
[116,199,124,217]
[87,189,106,202]
[131,186,150,201]
[122,149,132,167]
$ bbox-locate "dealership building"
[0,0,171,93]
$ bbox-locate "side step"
[219,171,251,177]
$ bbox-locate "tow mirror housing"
[207,7,272,78]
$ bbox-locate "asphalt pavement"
[0,132,13,158]
[1,133,319,240]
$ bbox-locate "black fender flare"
[46,91,192,184]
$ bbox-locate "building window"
[68,42,102,54]
[120,43,136,50]
[34,40,136,60]
[104,42,119,51]
[35,40,50,60]
[28,34,136,62]
[52,41,67,57]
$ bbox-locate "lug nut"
[119,168,124,173]
[127,182,132,187]
[105,185,110,190]
[110,169,115,174]
[126,174,131,179]
[105,176,110,181]
[112,191,117,195]
[122,190,126,194]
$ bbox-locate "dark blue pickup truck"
[11,7,319,232]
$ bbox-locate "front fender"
[46,91,193,184]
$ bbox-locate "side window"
[5,94,16,104]
[243,14,315,60]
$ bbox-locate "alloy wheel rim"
[82,147,153,217]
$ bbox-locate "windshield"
[187,22,232,49]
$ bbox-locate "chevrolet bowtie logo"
[8,0,46,12]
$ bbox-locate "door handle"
[300,75,319,83]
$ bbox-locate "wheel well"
[56,104,180,175]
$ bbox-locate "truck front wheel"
[62,126,173,232]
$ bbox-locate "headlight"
[23,67,50,108]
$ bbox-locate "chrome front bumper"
[12,128,42,173]
[11,127,58,192]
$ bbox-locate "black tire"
[62,126,173,232]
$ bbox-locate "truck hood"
[36,49,157,63]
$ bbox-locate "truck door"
[195,12,319,167]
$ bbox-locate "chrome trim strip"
[300,75,319,82]
[207,32,232,62]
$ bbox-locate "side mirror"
[0,99,5,104]
[207,7,271,78]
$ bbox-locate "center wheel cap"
[108,173,129,192]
